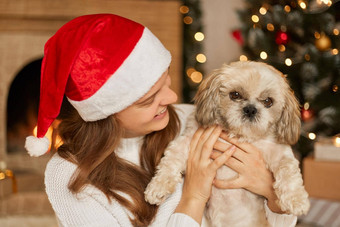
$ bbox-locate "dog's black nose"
[243,105,257,118]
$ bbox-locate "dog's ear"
[276,80,301,145]
[194,70,223,126]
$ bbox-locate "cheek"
[219,99,242,123]
[132,108,157,124]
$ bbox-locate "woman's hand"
[175,126,236,223]
[211,132,284,214]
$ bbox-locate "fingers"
[213,140,248,163]
[189,125,221,162]
[213,177,243,189]
[219,132,260,155]
[210,147,245,172]
[188,127,205,161]
[200,126,222,160]
[213,140,232,151]
[210,145,236,170]
[225,154,244,172]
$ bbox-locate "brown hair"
[57,99,180,226]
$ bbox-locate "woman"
[25,14,297,226]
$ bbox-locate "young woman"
[25,14,297,226]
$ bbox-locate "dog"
[144,61,310,226]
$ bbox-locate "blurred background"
[0,0,339,226]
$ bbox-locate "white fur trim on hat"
[25,136,50,157]
[69,28,171,121]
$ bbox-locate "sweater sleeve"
[264,200,297,227]
[45,154,132,227]
[167,213,200,227]
[52,190,121,227]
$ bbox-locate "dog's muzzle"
[243,105,257,119]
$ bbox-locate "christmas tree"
[181,0,205,103]
[234,0,340,158]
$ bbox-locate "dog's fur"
[144,61,310,226]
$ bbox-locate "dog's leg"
[144,114,197,205]
[259,142,310,216]
[271,156,310,215]
[144,135,190,205]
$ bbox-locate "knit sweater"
[45,104,297,227]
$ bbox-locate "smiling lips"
[155,107,167,118]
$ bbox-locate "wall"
[201,0,244,74]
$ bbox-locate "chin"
[145,61,310,226]
[153,112,170,131]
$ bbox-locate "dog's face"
[194,61,301,145]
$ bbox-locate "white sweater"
[45,104,297,227]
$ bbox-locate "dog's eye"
[263,97,273,108]
[229,91,242,100]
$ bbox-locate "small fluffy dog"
[145,61,310,226]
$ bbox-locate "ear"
[193,70,223,126]
[276,82,301,145]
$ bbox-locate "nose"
[243,105,257,118]
[161,87,178,105]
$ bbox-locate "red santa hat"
[25,14,171,157]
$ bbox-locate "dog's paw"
[276,188,310,216]
[144,182,168,205]
[144,175,181,205]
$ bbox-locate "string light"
[333,85,339,92]
[298,0,307,9]
[260,51,268,59]
[304,102,310,110]
[179,5,189,14]
[196,53,206,63]
[278,45,286,52]
[314,32,321,39]
[267,23,275,31]
[186,67,196,77]
[332,49,339,55]
[284,5,291,12]
[183,16,193,25]
[333,29,339,36]
[191,71,203,83]
[194,32,205,41]
[280,26,287,32]
[240,55,248,61]
[285,58,292,66]
[317,0,333,6]
[259,7,267,15]
[308,132,316,140]
[334,134,340,147]
[251,15,259,23]
[304,54,311,61]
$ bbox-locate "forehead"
[220,65,284,96]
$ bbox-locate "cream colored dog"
[145,61,310,226]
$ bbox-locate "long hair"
[57,99,180,226]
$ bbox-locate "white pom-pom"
[25,136,50,157]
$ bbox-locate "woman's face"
[116,69,178,138]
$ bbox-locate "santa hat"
[25,14,171,157]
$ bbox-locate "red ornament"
[232,29,244,45]
[301,108,314,122]
[275,31,289,45]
